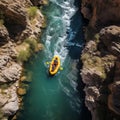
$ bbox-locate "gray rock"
[0,0,44,119]
[100,26,120,58]
[0,0,31,27]
[0,25,9,42]
[0,55,10,69]
[84,86,100,111]
[0,82,19,118]
[1,63,22,83]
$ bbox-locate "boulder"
[0,82,19,118]
[17,88,26,96]
[84,86,100,111]
[0,55,10,69]
[100,26,120,58]
[1,63,22,83]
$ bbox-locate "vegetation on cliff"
[27,6,38,19]
[81,0,120,120]
[0,0,46,119]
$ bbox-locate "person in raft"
[54,57,58,66]
[51,58,58,72]
[52,64,55,72]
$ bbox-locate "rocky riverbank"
[81,0,120,120]
[0,0,46,119]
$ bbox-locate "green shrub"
[28,7,38,19]
[25,38,38,51]
[95,66,106,79]
[0,11,4,26]
[94,33,100,43]
[17,46,31,62]
[0,19,4,26]
[17,37,42,62]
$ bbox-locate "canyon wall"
[81,0,120,120]
[0,0,45,119]
[81,0,120,29]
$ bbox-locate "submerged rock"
[20,76,27,82]
[17,88,26,96]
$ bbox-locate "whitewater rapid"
[42,0,84,113]
[43,0,78,64]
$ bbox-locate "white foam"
[45,35,52,49]
[44,0,78,63]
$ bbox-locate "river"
[17,0,91,120]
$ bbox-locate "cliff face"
[81,0,120,120]
[81,0,120,28]
[0,0,44,119]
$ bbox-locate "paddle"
[46,62,50,64]
[60,67,63,70]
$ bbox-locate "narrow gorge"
[16,0,91,120]
[0,0,120,120]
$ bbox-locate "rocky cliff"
[0,0,45,119]
[81,0,120,29]
[81,0,120,120]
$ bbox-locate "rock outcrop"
[0,25,9,42]
[81,25,120,120]
[0,42,22,120]
[81,0,120,29]
[81,0,120,119]
[0,82,19,119]
[0,0,45,119]
[99,26,120,58]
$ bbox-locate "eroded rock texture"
[0,0,45,119]
[81,0,120,119]
[81,25,120,120]
[81,0,120,28]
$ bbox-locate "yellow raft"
[49,55,60,75]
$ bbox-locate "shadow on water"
[66,0,92,119]
[65,6,84,59]
[76,61,92,120]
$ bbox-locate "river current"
[17,0,91,120]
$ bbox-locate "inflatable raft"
[49,55,60,75]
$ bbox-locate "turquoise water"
[17,0,91,120]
